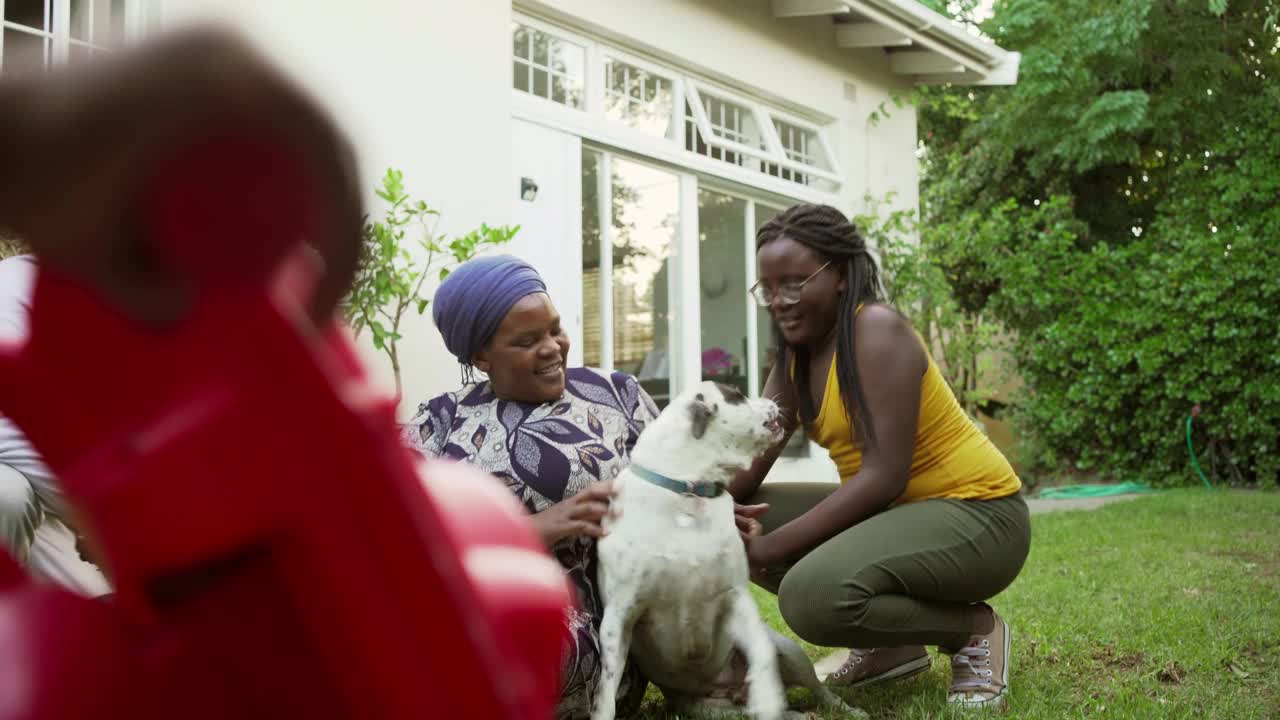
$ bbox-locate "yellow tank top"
[799,332,1021,504]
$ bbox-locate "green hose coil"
[1186,413,1213,489]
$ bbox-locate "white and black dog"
[591,381,865,720]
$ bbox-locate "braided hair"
[756,203,885,449]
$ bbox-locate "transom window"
[602,55,674,138]
[512,21,585,109]
[700,93,764,150]
[511,15,843,195]
[767,118,833,188]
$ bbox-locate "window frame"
[581,146,685,403]
[0,0,154,73]
[583,142,803,401]
[768,106,843,179]
[598,46,682,143]
[511,11,844,204]
[511,15,588,111]
[684,80,843,187]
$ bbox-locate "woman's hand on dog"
[734,502,769,543]
[735,502,773,581]
[531,480,620,546]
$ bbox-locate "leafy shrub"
[341,169,517,396]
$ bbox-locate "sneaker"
[948,610,1010,708]
[825,645,931,688]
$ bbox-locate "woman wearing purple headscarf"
[402,254,657,719]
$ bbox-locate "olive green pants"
[748,484,1031,650]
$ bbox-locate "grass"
[635,489,1280,719]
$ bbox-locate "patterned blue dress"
[402,367,658,720]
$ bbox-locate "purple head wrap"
[432,254,547,366]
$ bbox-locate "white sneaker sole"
[947,617,1011,709]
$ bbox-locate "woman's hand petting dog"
[735,502,770,582]
[531,480,620,546]
[734,502,768,543]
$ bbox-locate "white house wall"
[158,0,514,411]
[155,1,918,420]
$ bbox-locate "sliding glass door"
[581,146,796,409]
[582,149,678,407]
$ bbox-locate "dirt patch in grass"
[1157,661,1188,685]
[1209,547,1280,578]
[1240,638,1280,661]
[1092,645,1148,671]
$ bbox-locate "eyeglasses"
[749,261,832,307]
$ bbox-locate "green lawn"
[636,489,1280,719]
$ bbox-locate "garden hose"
[1186,413,1213,489]
[1036,482,1156,499]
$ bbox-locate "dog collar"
[630,464,726,498]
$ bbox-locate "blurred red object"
[0,137,569,719]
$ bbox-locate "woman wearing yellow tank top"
[729,204,1031,710]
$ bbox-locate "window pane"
[68,0,113,43]
[532,67,548,98]
[767,118,834,190]
[702,93,765,150]
[603,57,673,138]
[551,74,581,108]
[551,40,583,80]
[755,203,785,381]
[611,158,676,408]
[2,28,48,74]
[3,0,47,30]
[581,149,603,369]
[110,0,125,37]
[698,189,748,395]
[512,22,584,109]
[512,23,530,60]
[685,99,749,169]
[531,30,549,66]
[513,60,529,92]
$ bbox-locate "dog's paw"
[746,691,787,720]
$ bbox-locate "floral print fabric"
[403,367,659,719]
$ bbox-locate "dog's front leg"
[590,593,639,720]
[727,588,787,720]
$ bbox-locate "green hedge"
[984,106,1280,487]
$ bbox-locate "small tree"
[342,168,517,397]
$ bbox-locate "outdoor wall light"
[520,176,539,202]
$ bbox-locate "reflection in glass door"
[581,149,678,407]
[696,189,748,393]
[754,202,785,387]
[695,190,789,398]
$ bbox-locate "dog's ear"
[689,392,717,439]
